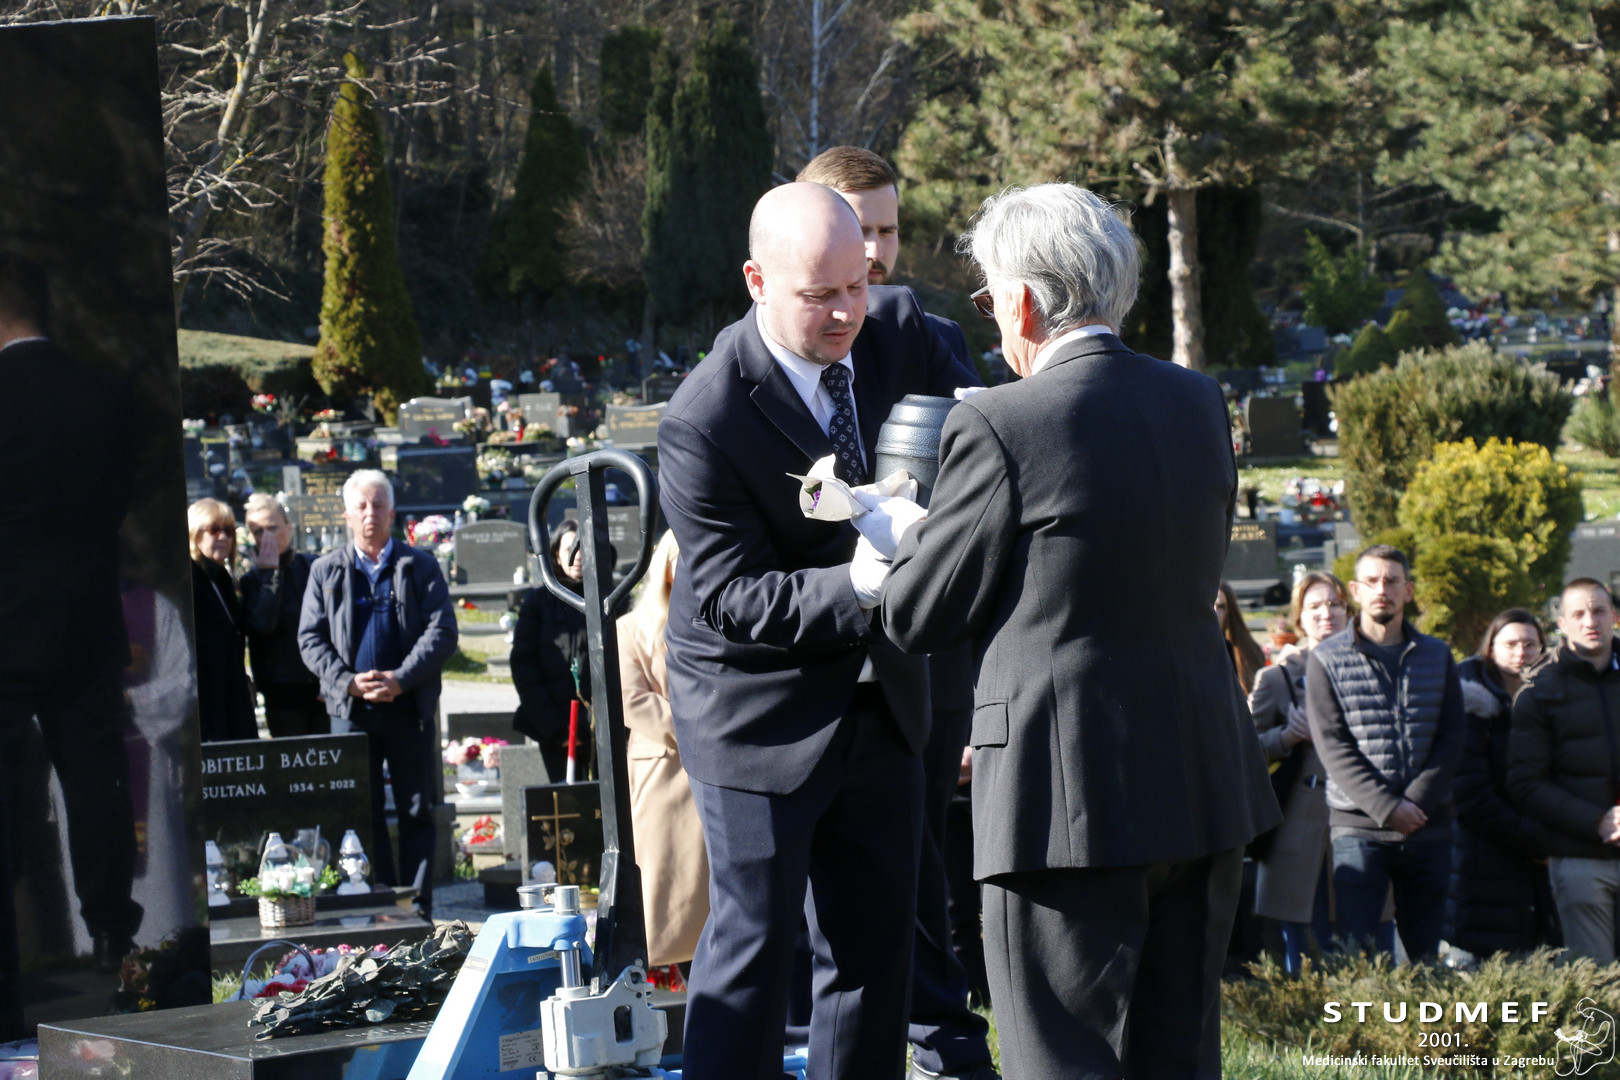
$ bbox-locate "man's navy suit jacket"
[657,286,978,795]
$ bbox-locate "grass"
[442,648,491,677]
[1237,458,1346,505]
[177,328,314,371]
[1561,446,1620,519]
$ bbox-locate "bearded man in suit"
[877,184,1280,1079]
[657,181,977,1079]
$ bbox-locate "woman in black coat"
[1447,608,1559,957]
[511,522,593,781]
[187,498,258,742]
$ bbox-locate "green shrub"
[1335,323,1398,379]
[1565,390,1620,457]
[1383,308,1427,356]
[178,329,322,418]
[1398,438,1582,602]
[1392,271,1461,350]
[1223,948,1620,1075]
[1332,527,1420,588]
[1412,532,1533,653]
[1330,343,1570,532]
[1301,232,1383,335]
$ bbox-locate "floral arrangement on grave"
[408,514,455,548]
[245,943,391,999]
[443,736,506,769]
[238,860,342,901]
[313,408,340,422]
[453,417,479,438]
[520,422,556,443]
[1280,476,1344,525]
[475,447,514,485]
[608,389,639,406]
[458,815,502,855]
[462,494,492,518]
[182,418,206,434]
[251,392,278,414]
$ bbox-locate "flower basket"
[259,895,316,929]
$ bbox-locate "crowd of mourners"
[1220,546,1620,969]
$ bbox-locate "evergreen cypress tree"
[1391,271,1460,349]
[642,20,772,329]
[1337,322,1398,378]
[601,28,663,141]
[312,53,426,418]
[481,66,589,300]
[1383,309,1427,356]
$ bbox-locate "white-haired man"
[298,469,457,914]
[877,184,1279,1078]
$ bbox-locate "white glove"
[849,535,891,610]
[953,386,987,400]
[849,490,926,560]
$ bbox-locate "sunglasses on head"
[969,286,994,320]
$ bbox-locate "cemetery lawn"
[1563,447,1620,519]
[1237,458,1344,504]
[177,328,314,376]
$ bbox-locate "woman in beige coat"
[1248,570,1348,974]
[619,530,709,968]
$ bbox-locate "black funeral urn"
[874,394,959,508]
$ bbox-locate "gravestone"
[393,445,478,509]
[199,734,371,888]
[453,520,529,584]
[562,505,643,569]
[397,398,465,442]
[280,464,303,496]
[282,493,348,554]
[604,402,664,449]
[518,392,562,427]
[498,746,549,859]
[1324,520,1363,568]
[1224,519,1280,585]
[1245,396,1304,456]
[1566,522,1620,594]
[522,782,603,887]
[1300,380,1332,436]
[302,464,356,496]
[183,436,210,502]
[642,374,683,404]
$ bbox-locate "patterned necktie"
[820,362,868,486]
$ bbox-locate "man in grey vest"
[1307,543,1465,959]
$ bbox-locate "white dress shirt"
[1030,323,1116,376]
[758,309,878,680]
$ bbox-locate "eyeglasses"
[204,524,233,537]
[969,286,995,320]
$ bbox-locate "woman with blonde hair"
[619,528,709,969]
[187,498,257,741]
[1248,570,1349,973]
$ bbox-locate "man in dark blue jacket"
[658,181,977,1079]
[298,470,457,914]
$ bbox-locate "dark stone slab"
[209,904,434,969]
[642,374,683,404]
[1245,396,1304,456]
[397,398,465,443]
[1567,521,1620,593]
[452,520,528,585]
[603,402,664,449]
[444,712,522,745]
[301,466,358,496]
[1224,519,1280,585]
[201,735,371,889]
[392,446,478,510]
[521,783,602,887]
[282,494,348,555]
[39,998,430,1080]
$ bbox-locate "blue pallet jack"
[405,449,809,1080]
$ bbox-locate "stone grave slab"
[452,520,529,585]
[604,402,665,449]
[393,445,478,510]
[1224,519,1280,586]
[518,391,562,428]
[200,734,371,888]
[283,493,348,554]
[445,711,524,747]
[1567,522,1620,593]
[561,505,642,568]
[522,782,602,887]
[280,464,303,495]
[397,398,465,442]
[1245,396,1304,456]
[642,374,683,404]
[498,747,549,859]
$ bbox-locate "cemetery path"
[441,679,519,715]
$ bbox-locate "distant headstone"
[604,403,664,449]
[518,392,562,430]
[200,734,370,886]
[183,436,210,502]
[445,711,524,746]
[301,466,357,496]
[499,747,549,859]
[1566,522,1620,594]
[453,520,529,584]
[397,398,465,442]
[283,493,348,554]
[642,375,683,404]
[393,445,478,509]
[1245,396,1304,456]
[522,782,602,887]
[281,464,303,496]
[1224,519,1280,585]
[1300,381,1332,436]
[562,506,642,568]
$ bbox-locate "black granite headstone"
[393,446,478,510]
[1566,522,1620,593]
[301,466,356,496]
[282,493,348,554]
[642,375,683,404]
[453,520,529,585]
[1224,519,1280,584]
[397,398,465,442]
[604,403,664,449]
[1245,396,1304,456]
[522,782,603,888]
[200,734,371,886]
